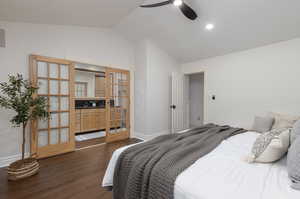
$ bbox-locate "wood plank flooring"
[75,137,106,149]
[0,138,141,199]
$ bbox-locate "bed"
[102,130,300,199]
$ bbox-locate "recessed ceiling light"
[205,23,215,30]
[173,0,183,7]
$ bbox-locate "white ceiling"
[115,0,300,62]
[0,0,143,27]
[1,0,300,63]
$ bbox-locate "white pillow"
[251,116,274,133]
[247,128,290,163]
[268,112,300,130]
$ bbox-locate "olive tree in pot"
[0,74,49,181]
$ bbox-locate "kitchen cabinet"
[75,108,121,133]
[95,75,105,97]
[75,108,106,133]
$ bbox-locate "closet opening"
[74,63,107,149]
[186,72,204,128]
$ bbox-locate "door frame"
[184,71,205,128]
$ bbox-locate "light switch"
[0,29,5,48]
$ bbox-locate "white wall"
[135,40,180,140]
[134,41,148,135]
[182,38,300,129]
[0,21,135,165]
[189,73,204,127]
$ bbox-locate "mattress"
[102,131,300,199]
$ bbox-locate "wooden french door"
[105,68,130,143]
[30,55,75,159]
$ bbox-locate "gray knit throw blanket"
[113,124,247,199]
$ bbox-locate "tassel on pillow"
[244,154,256,163]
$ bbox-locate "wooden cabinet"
[95,76,105,98]
[75,108,106,133]
[75,110,81,133]
[75,107,122,133]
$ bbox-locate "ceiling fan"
[140,0,198,20]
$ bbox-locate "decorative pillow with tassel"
[246,128,290,163]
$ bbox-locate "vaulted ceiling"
[0,0,143,27]
[1,0,300,63]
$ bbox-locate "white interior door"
[171,72,188,133]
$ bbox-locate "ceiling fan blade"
[140,1,171,8]
[179,2,198,20]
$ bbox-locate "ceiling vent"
[0,29,5,48]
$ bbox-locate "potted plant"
[0,74,49,181]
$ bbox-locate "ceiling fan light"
[173,0,183,7]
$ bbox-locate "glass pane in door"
[60,128,69,143]
[108,71,129,136]
[49,80,59,95]
[61,81,69,95]
[50,113,59,128]
[119,97,129,131]
[61,97,69,111]
[49,96,59,111]
[38,131,48,147]
[60,112,69,126]
[60,65,69,79]
[50,129,59,145]
[119,84,129,97]
[37,79,48,94]
[49,63,59,78]
[37,62,48,77]
[38,118,48,129]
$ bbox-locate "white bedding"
[102,131,300,199]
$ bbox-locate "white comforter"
[102,131,300,199]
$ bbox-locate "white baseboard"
[0,153,30,168]
[0,130,170,168]
[132,135,146,141]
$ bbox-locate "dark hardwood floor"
[75,137,106,149]
[0,138,141,199]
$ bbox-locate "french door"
[105,68,130,143]
[30,55,75,159]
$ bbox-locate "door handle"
[170,105,176,109]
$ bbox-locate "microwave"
[75,99,114,109]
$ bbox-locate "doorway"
[170,72,205,132]
[73,63,107,149]
[186,73,204,128]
